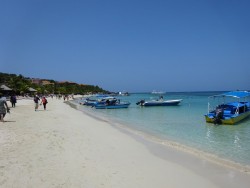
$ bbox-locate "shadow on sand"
[1,120,16,123]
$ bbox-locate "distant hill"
[0,72,108,95]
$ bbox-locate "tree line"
[0,72,108,95]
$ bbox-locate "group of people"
[34,95,48,111]
[0,94,49,122]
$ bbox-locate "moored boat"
[136,96,182,106]
[82,98,98,106]
[93,96,117,106]
[94,98,130,109]
[205,91,250,125]
[81,95,115,106]
[151,90,166,94]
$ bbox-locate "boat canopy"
[211,91,250,99]
[227,102,249,108]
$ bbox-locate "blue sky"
[1,0,249,92]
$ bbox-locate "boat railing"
[207,101,216,113]
[208,102,211,113]
[235,104,240,115]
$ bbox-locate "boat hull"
[95,103,130,109]
[84,101,97,106]
[142,99,182,106]
[205,111,250,125]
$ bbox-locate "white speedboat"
[136,99,182,106]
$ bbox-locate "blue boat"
[94,99,130,109]
[93,96,117,106]
[205,91,250,125]
[81,95,115,106]
[82,98,98,106]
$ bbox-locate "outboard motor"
[213,108,224,125]
[136,100,145,106]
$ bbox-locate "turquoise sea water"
[76,92,250,167]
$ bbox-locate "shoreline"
[69,100,250,174]
[1,98,250,188]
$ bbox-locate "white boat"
[118,91,129,96]
[151,90,166,94]
[136,98,182,106]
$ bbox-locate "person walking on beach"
[0,94,10,122]
[10,94,17,107]
[34,95,40,111]
[41,96,48,110]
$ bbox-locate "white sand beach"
[1,98,250,188]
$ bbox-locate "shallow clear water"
[77,92,250,166]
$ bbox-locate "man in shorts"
[34,95,40,111]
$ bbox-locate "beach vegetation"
[0,72,108,95]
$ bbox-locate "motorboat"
[151,90,166,94]
[93,96,117,106]
[94,99,130,109]
[82,98,98,106]
[81,95,115,106]
[205,91,250,125]
[136,97,182,106]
